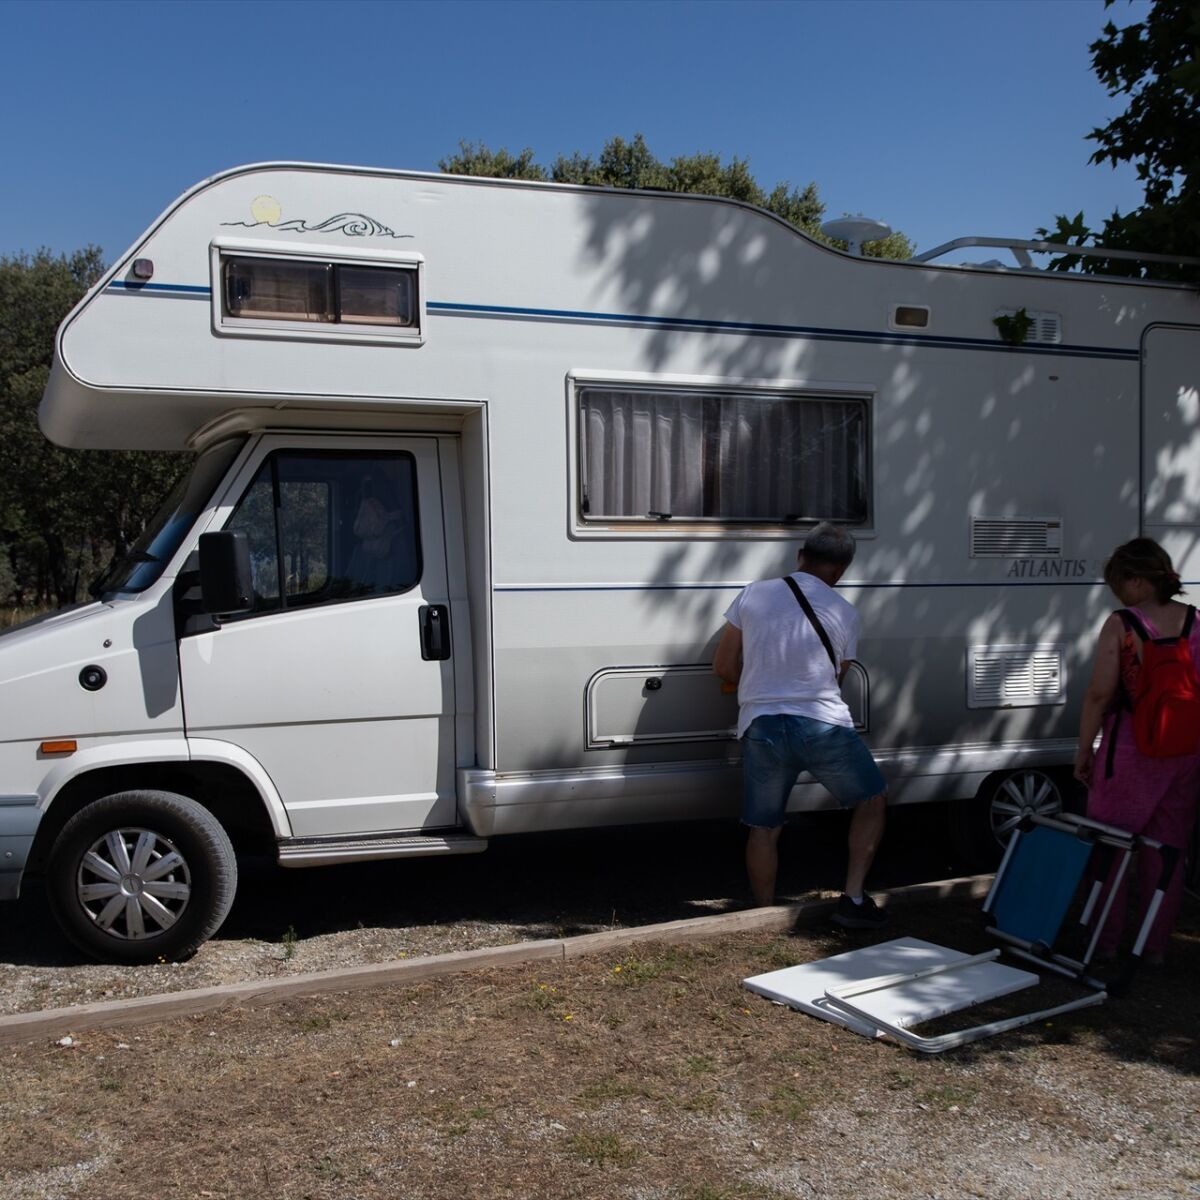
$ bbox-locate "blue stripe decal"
[428,300,1139,362]
[101,282,1139,361]
[494,580,1126,593]
[106,281,211,296]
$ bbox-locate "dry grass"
[1,902,1197,1200]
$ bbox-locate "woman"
[1075,538,1200,964]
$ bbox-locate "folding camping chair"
[744,812,1181,1054]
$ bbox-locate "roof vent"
[821,215,893,256]
[971,516,1062,558]
[994,308,1062,345]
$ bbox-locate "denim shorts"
[741,713,886,828]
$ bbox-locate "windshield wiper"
[89,550,161,598]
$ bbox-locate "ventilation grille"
[970,516,1061,558]
[967,645,1066,708]
[994,308,1062,344]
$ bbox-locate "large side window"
[578,385,869,526]
[225,450,421,615]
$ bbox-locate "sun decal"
[249,195,283,225]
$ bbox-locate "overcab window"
[577,385,869,526]
[221,255,419,332]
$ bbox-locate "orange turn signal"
[39,740,77,755]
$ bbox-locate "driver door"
[179,435,459,836]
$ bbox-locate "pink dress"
[1087,606,1200,956]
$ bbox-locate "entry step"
[277,833,488,867]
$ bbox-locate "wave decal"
[222,211,412,239]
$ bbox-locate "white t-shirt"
[724,572,859,738]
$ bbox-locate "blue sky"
[4,0,1149,264]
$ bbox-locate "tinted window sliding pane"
[225,259,332,322]
[336,265,417,326]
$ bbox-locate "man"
[713,523,888,928]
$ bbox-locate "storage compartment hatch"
[587,662,869,748]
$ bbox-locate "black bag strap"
[782,575,839,674]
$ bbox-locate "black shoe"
[831,893,886,929]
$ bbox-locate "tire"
[950,768,1068,870]
[46,790,237,964]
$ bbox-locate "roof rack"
[910,236,1200,273]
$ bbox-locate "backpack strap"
[1104,709,1122,780]
[782,575,839,675]
[1182,605,1196,640]
[1116,608,1152,643]
[1104,609,1142,781]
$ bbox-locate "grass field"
[2,901,1197,1200]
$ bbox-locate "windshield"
[90,439,245,596]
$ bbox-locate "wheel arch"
[28,755,283,877]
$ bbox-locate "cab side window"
[224,450,421,615]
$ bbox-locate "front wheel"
[47,790,237,964]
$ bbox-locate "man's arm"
[713,623,743,685]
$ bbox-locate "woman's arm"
[1074,614,1123,786]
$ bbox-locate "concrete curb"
[0,874,991,1047]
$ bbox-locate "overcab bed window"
[224,258,417,326]
[213,247,425,344]
[576,385,870,528]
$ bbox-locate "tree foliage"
[441,134,914,259]
[0,249,189,610]
[1039,0,1200,278]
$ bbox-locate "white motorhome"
[1,162,1196,962]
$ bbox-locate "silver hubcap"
[990,770,1062,842]
[76,827,192,939]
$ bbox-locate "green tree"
[0,249,189,609]
[1039,0,1200,278]
[440,134,914,259]
[437,141,548,182]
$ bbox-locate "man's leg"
[746,825,783,908]
[844,791,887,899]
[740,716,795,907]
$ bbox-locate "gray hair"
[801,522,856,566]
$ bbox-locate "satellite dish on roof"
[820,215,893,256]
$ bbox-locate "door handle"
[419,604,451,661]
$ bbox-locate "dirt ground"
[2,897,1198,1200]
[0,812,974,1016]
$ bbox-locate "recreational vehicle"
[1,163,1196,962]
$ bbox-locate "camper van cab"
[2,163,1197,962]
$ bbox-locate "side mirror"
[198,531,254,615]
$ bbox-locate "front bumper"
[0,795,41,901]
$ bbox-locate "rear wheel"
[47,790,236,964]
[950,768,1068,870]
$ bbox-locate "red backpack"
[1117,606,1200,759]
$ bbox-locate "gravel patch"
[0,812,968,1016]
